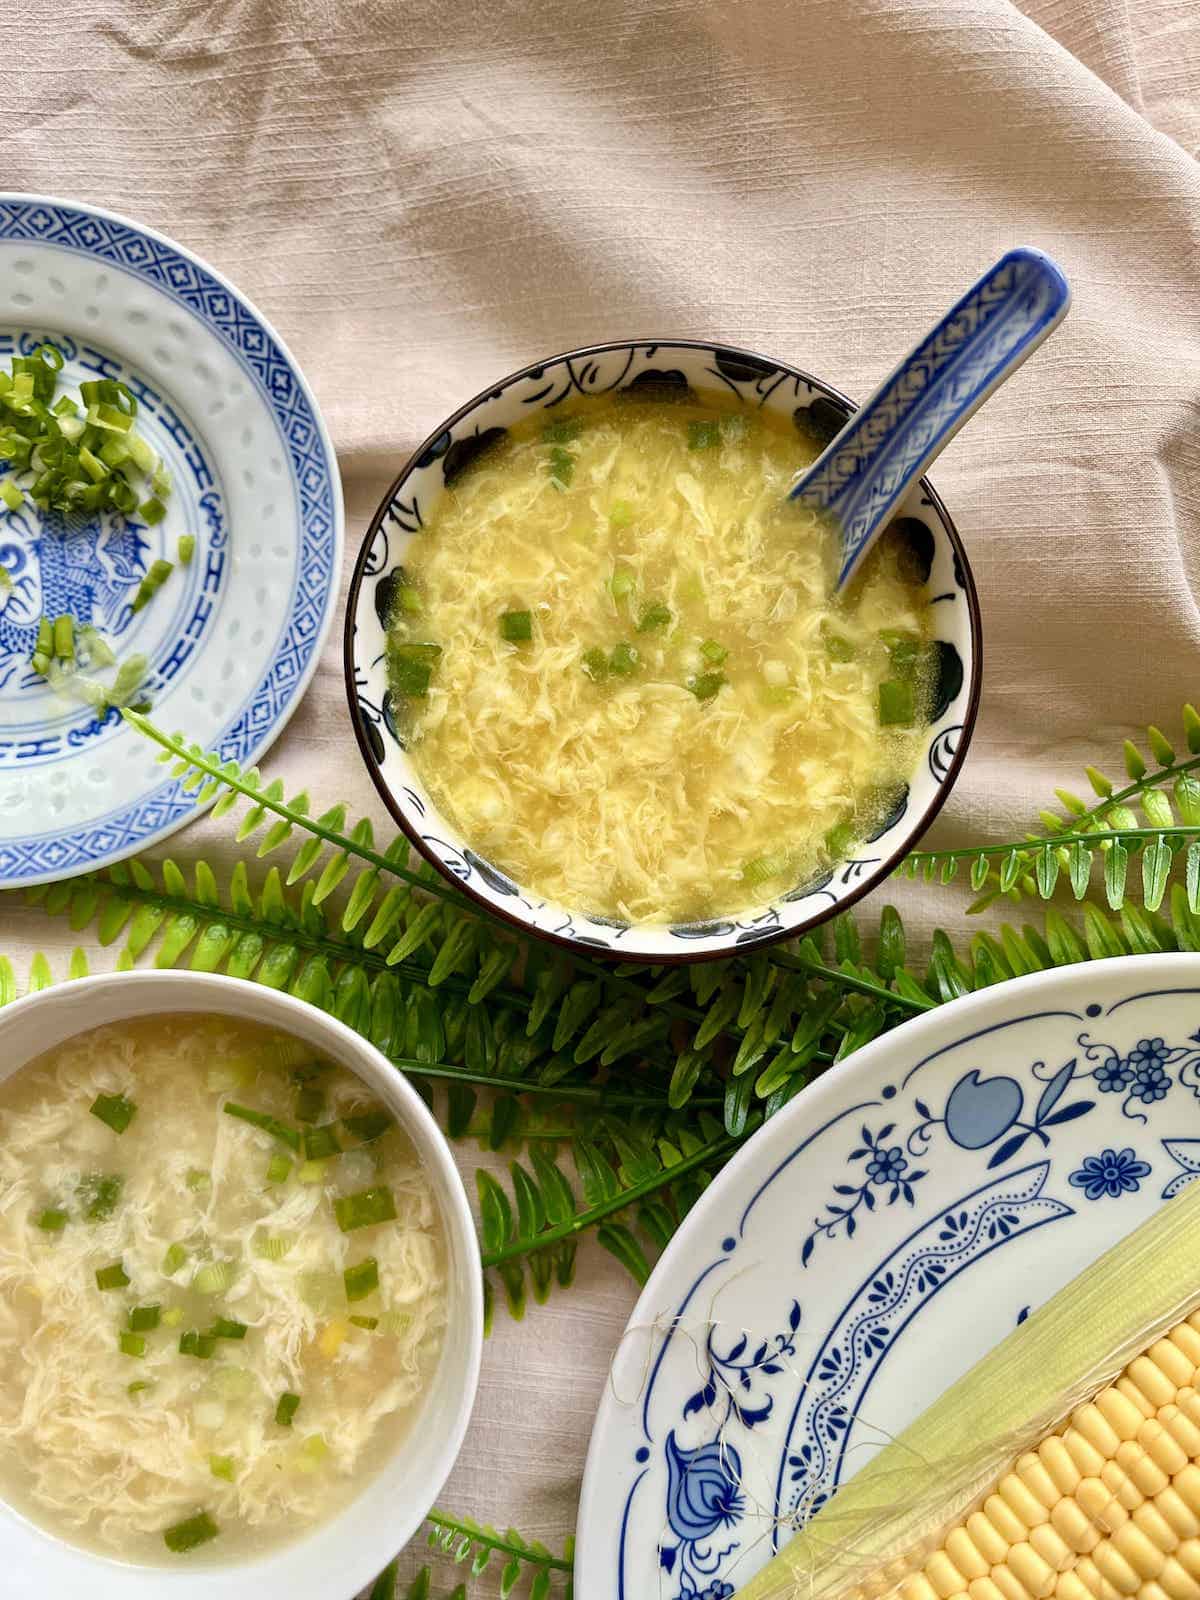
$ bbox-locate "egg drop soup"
[388,391,936,925]
[0,1013,446,1564]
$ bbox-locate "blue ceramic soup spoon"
[790,246,1070,590]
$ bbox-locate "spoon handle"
[790,246,1070,590]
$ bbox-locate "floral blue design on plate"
[1075,1030,1200,1121]
[346,339,981,962]
[1160,1140,1200,1198]
[658,1431,744,1598]
[574,957,1200,1600]
[1067,1148,1152,1200]
[0,195,342,885]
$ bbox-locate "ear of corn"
[736,1178,1200,1600]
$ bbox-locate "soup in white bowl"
[0,971,481,1600]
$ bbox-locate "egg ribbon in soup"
[0,1014,446,1564]
[388,392,936,926]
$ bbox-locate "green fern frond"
[9,885,1200,1328]
[87,710,1200,1327]
[904,823,1200,914]
[0,947,91,1001]
[371,1552,528,1600]
[476,1120,745,1321]
[125,716,966,1053]
[910,706,1200,912]
[24,840,883,1139]
[425,1512,573,1600]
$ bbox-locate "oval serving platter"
[0,195,342,885]
[576,954,1200,1600]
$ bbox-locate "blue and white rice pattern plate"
[0,195,342,886]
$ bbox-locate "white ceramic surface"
[0,970,482,1600]
[0,196,343,886]
[576,954,1200,1600]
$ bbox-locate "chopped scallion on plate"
[130,558,174,614]
[35,1208,68,1232]
[95,1261,130,1291]
[0,355,174,519]
[53,612,75,662]
[129,1304,161,1332]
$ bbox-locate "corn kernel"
[1099,1390,1153,1441]
[946,1530,992,1583]
[927,1554,969,1598]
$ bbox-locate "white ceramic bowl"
[0,970,483,1600]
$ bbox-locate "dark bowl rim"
[343,336,984,966]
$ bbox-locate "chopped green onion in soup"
[385,393,936,924]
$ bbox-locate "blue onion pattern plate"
[576,954,1200,1600]
[346,340,981,963]
[0,196,342,885]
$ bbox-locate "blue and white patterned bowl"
[344,341,982,963]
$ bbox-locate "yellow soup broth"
[389,392,934,924]
[0,1014,446,1564]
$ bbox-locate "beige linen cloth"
[1,0,1198,1590]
